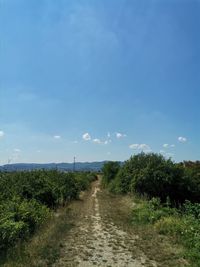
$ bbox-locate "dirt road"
[54,179,186,267]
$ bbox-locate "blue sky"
[0,0,200,164]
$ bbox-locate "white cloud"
[129,144,139,149]
[178,136,187,143]
[54,135,61,139]
[73,140,78,144]
[160,150,165,154]
[139,144,151,151]
[129,143,151,151]
[14,148,21,153]
[116,132,127,139]
[93,138,101,144]
[163,144,175,148]
[107,132,111,138]
[82,133,91,141]
[160,150,174,158]
[92,138,109,145]
[0,130,5,138]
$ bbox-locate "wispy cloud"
[14,148,21,153]
[93,138,110,145]
[163,144,169,148]
[0,130,5,138]
[163,144,175,148]
[178,136,187,143]
[160,150,174,158]
[82,132,91,141]
[54,135,61,139]
[129,143,151,151]
[93,138,101,144]
[116,132,127,139]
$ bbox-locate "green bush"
[183,201,200,219]
[0,220,28,250]
[102,161,120,187]
[132,198,177,224]
[103,153,200,204]
[154,216,184,235]
[0,198,49,250]
[101,153,200,266]
[155,212,200,266]
[0,170,95,253]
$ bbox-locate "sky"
[0,0,200,164]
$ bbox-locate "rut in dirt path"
[54,180,157,267]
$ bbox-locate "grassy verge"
[131,197,200,267]
[1,206,73,267]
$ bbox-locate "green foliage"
[0,170,95,253]
[75,172,97,193]
[103,152,200,205]
[102,153,200,266]
[0,198,49,250]
[183,201,200,219]
[132,198,200,266]
[155,209,200,266]
[132,197,177,224]
[102,161,120,187]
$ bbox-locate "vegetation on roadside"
[102,153,200,266]
[0,170,97,263]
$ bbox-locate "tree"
[102,161,120,186]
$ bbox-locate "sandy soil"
[54,180,159,267]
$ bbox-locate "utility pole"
[73,156,76,172]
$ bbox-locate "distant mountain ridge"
[0,161,108,172]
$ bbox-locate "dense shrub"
[132,198,200,266]
[0,170,95,252]
[103,153,200,204]
[102,153,200,266]
[183,201,200,219]
[102,161,120,187]
[75,172,97,192]
[132,197,177,224]
[0,198,49,250]
[154,205,200,266]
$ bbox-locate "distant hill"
[0,161,108,172]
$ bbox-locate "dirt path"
[54,179,186,267]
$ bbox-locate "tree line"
[102,153,200,205]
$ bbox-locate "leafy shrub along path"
[54,178,186,267]
[0,170,97,265]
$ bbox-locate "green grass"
[131,197,200,267]
[1,207,73,267]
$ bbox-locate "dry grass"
[2,207,73,267]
